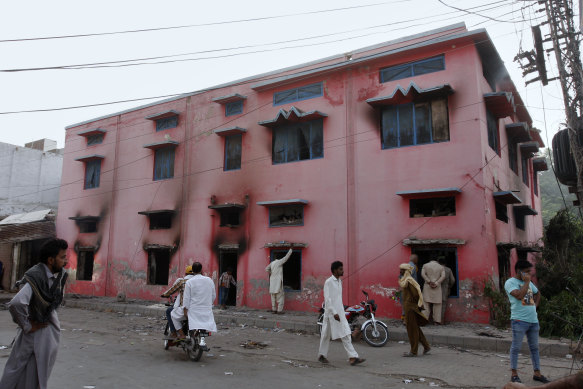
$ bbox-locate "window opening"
[84,159,101,189]
[154,147,175,180]
[410,197,455,217]
[411,247,458,297]
[269,205,304,227]
[273,83,323,106]
[225,134,242,171]
[225,100,243,116]
[78,220,97,233]
[149,213,173,230]
[486,109,500,154]
[155,116,178,132]
[219,209,240,227]
[508,138,518,174]
[495,201,508,223]
[521,157,530,187]
[76,250,95,281]
[497,247,510,291]
[147,249,170,285]
[271,250,301,291]
[533,172,539,196]
[514,211,526,231]
[86,134,104,146]
[272,119,323,164]
[380,56,445,83]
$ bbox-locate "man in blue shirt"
[504,260,550,384]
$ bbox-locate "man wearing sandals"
[317,261,365,366]
[399,263,431,357]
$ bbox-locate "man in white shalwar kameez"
[182,262,217,334]
[0,238,69,389]
[265,248,293,314]
[317,261,365,366]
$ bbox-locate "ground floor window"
[147,249,170,285]
[411,247,458,297]
[76,250,95,281]
[271,249,301,291]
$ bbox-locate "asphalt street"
[0,307,578,389]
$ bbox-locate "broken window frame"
[379,55,445,83]
[409,196,456,218]
[153,147,175,181]
[224,133,242,171]
[76,250,95,281]
[272,119,323,164]
[268,204,304,227]
[84,159,101,189]
[147,248,171,285]
[270,249,302,291]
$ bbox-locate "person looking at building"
[161,265,194,339]
[183,262,217,335]
[317,260,365,366]
[0,238,69,389]
[438,257,456,324]
[399,263,431,357]
[265,248,293,314]
[504,260,550,384]
[218,267,237,309]
[421,257,446,324]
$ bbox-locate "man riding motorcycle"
[183,262,217,336]
[161,265,194,339]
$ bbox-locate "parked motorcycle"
[317,290,389,347]
[163,298,211,361]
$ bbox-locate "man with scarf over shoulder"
[399,263,431,357]
[0,238,69,389]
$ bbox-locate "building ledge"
[218,243,239,251]
[529,128,545,147]
[143,243,176,251]
[77,128,107,137]
[505,122,531,143]
[513,205,538,216]
[532,157,548,172]
[257,199,308,206]
[137,209,177,216]
[263,241,308,248]
[142,140,179,150]
[69,216,101,222]
[212,93,247,104]
[214,126,247,137]
[484,92,516,118]
[402,238,466,246]
[208,203,246,210]
[145,110,180,121]
[258,107,327,128]
[396,187,461,198]
[497,241,542,252]
[74,154,105,162]
[519,141,540,156]
[493,191,522,205]
[366,83,454,107]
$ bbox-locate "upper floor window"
[508,138,518,174]
[273,83,323,106]
[225,134,242,171]
[522,157,530,187]
[272,119,323,164]
[410,196,455,217]
[269,204,304,227]
[87,134,104,146]
[154,147,175,181]
[156,116,178,132]
[486,109,500,154]
[84,159,101,189]
[380,56,445,83]
[381,99,449,149]
[225,100,243,116]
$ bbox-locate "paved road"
[0,307,578,389]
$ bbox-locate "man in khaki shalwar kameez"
[399,263,431,357]
[421,259,446,324]
[265,248,293,313]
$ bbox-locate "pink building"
[57,23,547,323]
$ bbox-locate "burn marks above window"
[208,204,246,228]
[69,216,100,233]
[138,210,176,230]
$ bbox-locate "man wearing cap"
[161,265,194,339]
[400,263,431,357]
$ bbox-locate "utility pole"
[515,0,583,205]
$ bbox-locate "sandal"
[402,352,417,357]
[349,357,366,365]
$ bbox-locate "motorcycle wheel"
[317,313,324,335]
[164,322,170,350]
[362,322,388,347]
[186,336,204,362]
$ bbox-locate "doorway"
[411,247,459,297]
[497,247,511,291]
[219,250,238,306]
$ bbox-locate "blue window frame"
[225,100,243,116]
[156,116,178,132]
[270,249,301,291]
[381,99,449,149]
[84,159,101,189]
[224,134,242,171]
[380,55,445,83]
[486,109,499,154]
[273,82,323,106]
[154,147,175,181]
[86,134,104,146]
[272,119,323,164]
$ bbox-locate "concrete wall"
[57,25,544,323]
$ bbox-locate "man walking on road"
[183,262,217,335]
[317,261,365,366]
[399,263,431,357]
[0,238,69,389]
[421,258,445,324]
[265,248,293,314]
[504,260,550,384]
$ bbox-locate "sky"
[0,0,575,150]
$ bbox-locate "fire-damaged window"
[495,201,508,223]
[410,197,455,217]
[84,159,101,189]
[486,108,500,154]
[76,250,94,281]
[225,134,242,171]
[380,55,445,83]
[154,147,175,181]
[269,205,304,227]
[156,116,178,132]
[220,209,240,227]
[381,99,449,149]
[147,249,170,285]
[412,247,458,297]
[272,119,323,164]
[271,249,301,291]
[79,220,98,233]
[149,213,172,230]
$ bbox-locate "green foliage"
[483,276,510,329]
[538,292,583,339]
[538,150,579,225]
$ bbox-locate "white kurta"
[321,275,351,340]
[266,248,293,294]
[0,264,61,389]
[182,274,217,333]
[170,274,193,330]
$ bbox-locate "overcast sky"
[0,0,573,150]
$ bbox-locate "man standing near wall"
[439,257,456,324]
[504,260,550,384]
[265,248,293,314]
[0,238,69,389]
[421,258,446,324]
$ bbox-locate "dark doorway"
[411,247,459,297]
[270,250,301,291]
[77,250,95,281]
[219,251,238,306]
[147,249,170,285]
[498,247,511,291]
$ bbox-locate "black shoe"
[533,375,550,383]
[511,376,522,383]
[318,355,329,364]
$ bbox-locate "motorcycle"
[163,298,211,362]
[317,290,389,347]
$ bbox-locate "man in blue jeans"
[504,260,550,384]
